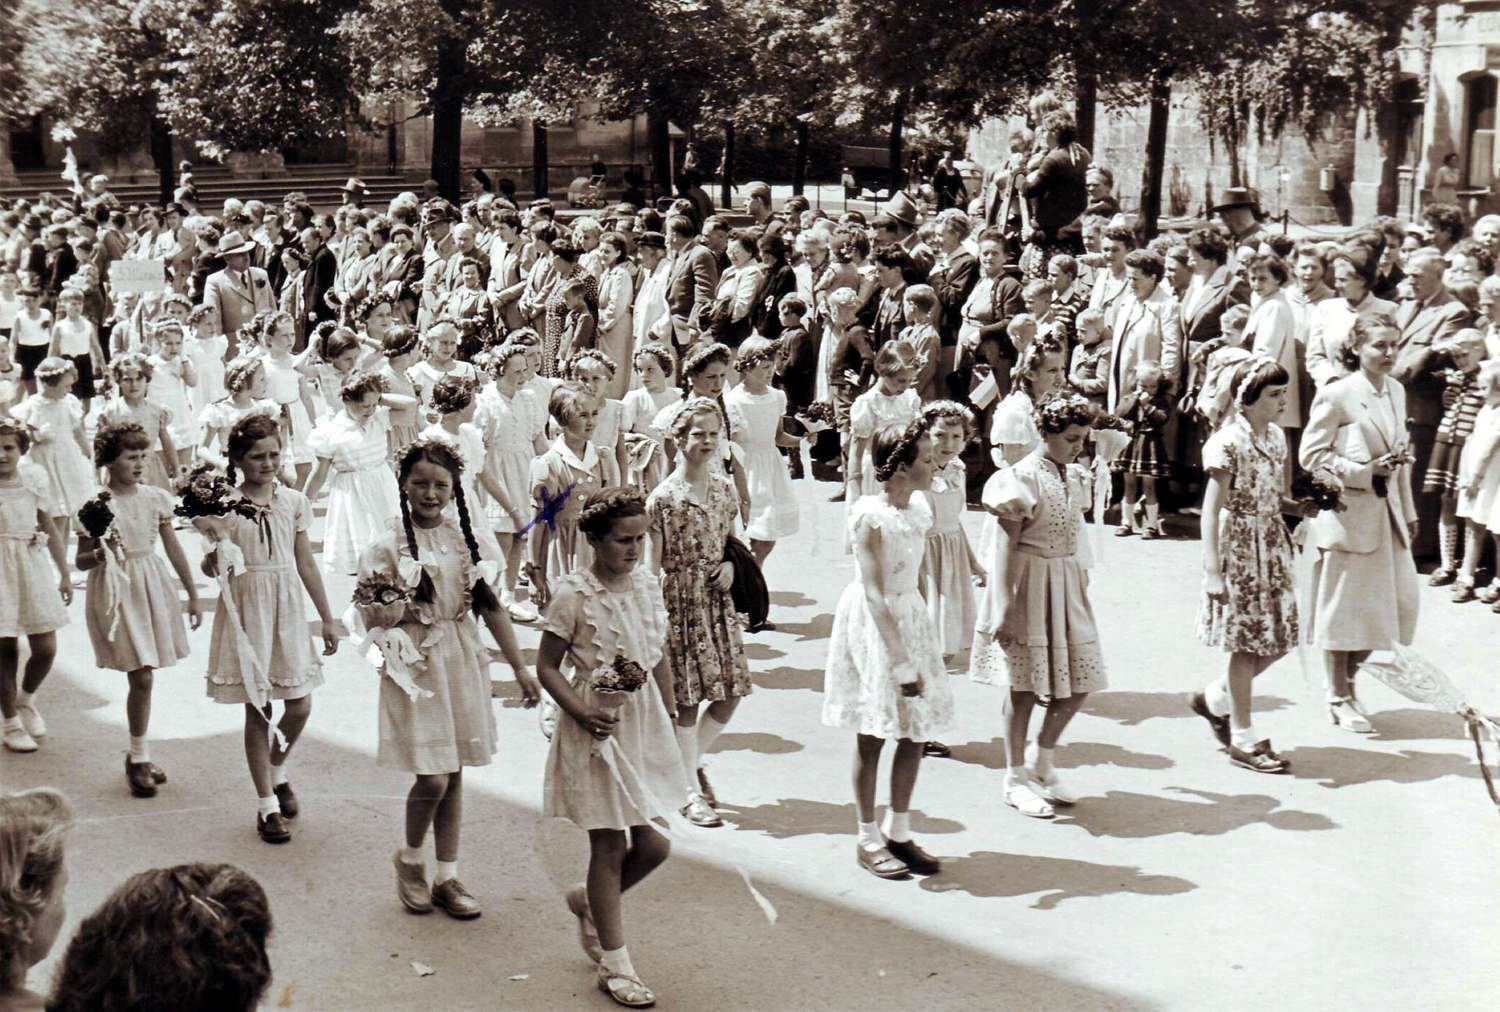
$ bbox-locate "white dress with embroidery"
[969,450,1107,697]
[307,408,400,574]
[823,494,953,741]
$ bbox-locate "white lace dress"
[823,494,953,741]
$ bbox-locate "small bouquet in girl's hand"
[77,490,120,546]
[78,491,131,635]
[344,573,431,702]
[175,463,255,521]
[1292,467,1346,514]
[352,571,413,631]
[796,400,836,435]
[588,654,649,755]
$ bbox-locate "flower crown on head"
[873,416,931,484]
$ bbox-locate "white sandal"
[1028,767,1077,805]
[1004,777,1055,819]
[597,964,656,1008]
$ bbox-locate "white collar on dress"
[552,436,599,473]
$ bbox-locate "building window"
[1466,74,1496,190]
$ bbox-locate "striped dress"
[1424,368,1486,497]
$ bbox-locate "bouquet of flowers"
[352,571,413,631]
[77,490,119,543]
[1293,468,1346,514]
[78,490,129,636]
[588,654,649,754]
[796,400,837,435]
[175,463,258,540]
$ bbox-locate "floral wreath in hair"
[921,399,978,444]
[680,340,731,377]
[564,346,617,381]
[398,436,465,477]
[1033,391,1110,434]
[577,486,647,537]
[92,420,149,468]
[339,369,390,402]
[147,318,186,344]
[309,320,342,360]
[185,304,213,326]
[380,325,421,361]
[1012,331,1066,390]
[107,351,153,384]
[353,290,395,324]
[0,416,37,452]
[223,355,264,394]
[33,357,74,382]
[666,394,727,446]
[1230,354,1282,415]
[429,372,480,414]
[735,337,780,373]
[484,341,530,374]
[632,342,673,375]
[873,416,931,484]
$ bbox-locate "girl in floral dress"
[648,397,751,827]
[823,418,952,879]
[201,414,340,843]
[367,439,538,922]
[302,373,418,575]
[620,343,680,491]
[97,353,179,489]
[725,337,801,566]
[971,395,1107,819]
[1192,357,1303,774]
[474,343,541,622]
[653,343,750,519]
[537,488,689,1010]
[77,423,202,797]
[0,417,72,755]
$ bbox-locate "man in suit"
[1392,246,1473,560]
[256,210,297,297]
[202,231,276,353]
[658,214,718,345]
[1107,249,1182,411]
[874,192,934,283]
[299,226,338,350]
[158,203,196,295]
[871,244,910,350]
[418,201,457,328]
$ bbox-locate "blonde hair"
[873,338,919,377]
[0,788,72,990]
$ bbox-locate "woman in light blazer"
[594,231,635,398]
[1241,253,1301,436]
[708,231,764,348]
[1299,315,1419,733]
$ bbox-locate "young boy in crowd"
[900,284,941,401]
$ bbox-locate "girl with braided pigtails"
[364,438,539,922]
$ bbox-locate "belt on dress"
[237,563,293,573]
[1014,544,1075,559]
[123,548,153,560]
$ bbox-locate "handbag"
[722,534,769,630]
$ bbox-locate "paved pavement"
[4,472,1497,1011]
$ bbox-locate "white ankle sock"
[696,714,729,758]
[1230,725,1260,751]
[1033,745,1056,779]
[674,723,698,771]
[256,795,280,818]
[16,691,34,709]
[433,860,457,885]
[128,735,150,763]
[399,845,423,865]
[884,810,911,843]
[3,716,22,732]
[270,761,289,787]
[1004,767,1027,788]
[1204,679,1232,718]
[856,820,883,850]
[600,945,636,979]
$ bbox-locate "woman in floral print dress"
[647,397,750,828]
[1192,356,1305,775]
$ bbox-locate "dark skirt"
[16,342,48,381]
[1422,438,1465,497]
[1113,430,1171,478]
[69,354,96,399]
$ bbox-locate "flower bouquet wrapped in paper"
[76,490,118,542]
[796,400,837,435]
[588,654,649,755]
[77,490,130,637]
[1292,467,1346,514]
[175,463,256,541]
[352,571,413,631]
[342,573,432,703]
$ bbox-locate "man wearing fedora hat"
[418,200,458,328]
[874,192,934,283]
[203,230,275,351]
[1212,187,1269,252]
[340,177,368,208]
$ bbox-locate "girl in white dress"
[407,320,479,411]
[201,414,339,844]
[620,343,680,491]
[185,305,228,412]
[823,418,953,880]
[256,311,319,489]
[97,353,180,489]
[1456,361,1500,608]
[919,401,983,665]
[302,373,418,575]
[473,343,539,621]
[537,487,689,1009]
[847,340,922,499]
[12,359,93,523]
[299,322,384,421]
[374,323,423,459]
[369,439,539,920]
[511,328,558,453]
[0,417,73,754]
[417,374,515,568]
[725,336,800,564]
[145,321,200,453]
[566,349,626,486]
[971,394,1107,819]
[199,356,278,466]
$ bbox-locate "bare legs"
[0,633,56,718]
[243,695,312,798]
[406,770,464,861]
[750,538,775,566]
[852,733,923,824]
[126,668,152,737]
[587,825,671,951]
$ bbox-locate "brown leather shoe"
[274,781,299,819]
[883,837,941,875]
[394,851,433,914]
[149,763,167,784]
[125,757,158,798]
[257,811,292,843]
[431,878,482,919]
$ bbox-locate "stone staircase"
[1,162,414,211]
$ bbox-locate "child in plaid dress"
[1112,359,1173,539]
[1423,328,1488,588]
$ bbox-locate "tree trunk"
[720,120,735,210]
[430,33,465,203]
[793,122,809,196]
[1073,6,1097,153]
[648,111,671,202]
[149,115,175,207]
[888,90,908,195]
[533,121,548,199]
[1140,76,1171,240]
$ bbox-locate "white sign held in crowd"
[108,258,167,293]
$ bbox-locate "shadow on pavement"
[1083,691,1293,727]
[921,851,1197,910]
[754,665,825,692]
[1284,745,1483,789]
[708,731,806,755]
[719,797,966,839]
[1366,707,1468,742]
[742,641,786,661]
[949,738,1175,772]
[773,613,835,643]
[768,590,816,608]
[1053,787,1338,838]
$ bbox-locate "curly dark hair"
[396,439,500,616]
[430,373,478,415]
[339,370,389,404]
[872,243,911,272]
[1451,239,1495,276]
[1421,202,1466,243]
[1336,312,1401,373]
[46,862,271,1012]
[872,417,930,484]
[1239,251,1289,287]
[1185,227,1230,265]
[0,417,33,454]
[224,413,283,485]
[1123,249,1165,282]
[312,323,360,364]
[578,486,648,540]
[921,399,977,442]
[93,421,152,467]
[1034,392,1098,434]
[0,788,71,993]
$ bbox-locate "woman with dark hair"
[277,246,310,349]
[543,238,598,378]
[751,231,797,342]
[1240,253,1301,441]
[1299,315,1418,734]
[517,220,559,330]
[1422,202,1466,255]
[0,788,71,1011]
[595,232,635,398]
[954,228,1025,402]
[46,863,273,1012]
[1018,109,1091,281]
[709,231,764,349]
